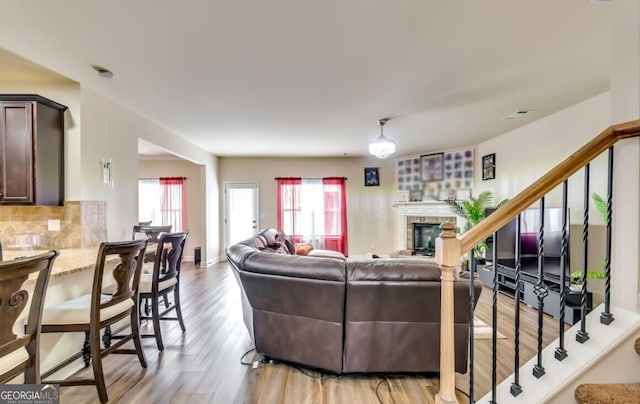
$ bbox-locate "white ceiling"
[0,1,611,158]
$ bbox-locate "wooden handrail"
[460,119,640,254]
[436,119,640,404]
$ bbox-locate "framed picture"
[482,153,496,181]
[420,152,444,182]
[395,191,409,202]
[409,190,424,202]
[439,189,456,201]
[364,167,380,186]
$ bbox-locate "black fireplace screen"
[413,223,442,256]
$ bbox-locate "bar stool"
[40,239,147,404]
[131,224,172,242]
[0,251,59,384]
[139,231,189,351]
[132,224,172,271]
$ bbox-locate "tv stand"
[476,261,591,325]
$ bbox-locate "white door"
[224,182,259,249]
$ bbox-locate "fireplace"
[393,201,464,254]
[413,223,441,256]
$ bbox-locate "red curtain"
[277,177,302,243]
[159,177,185,232]
[322,177,348,254]
[276,177,347,254]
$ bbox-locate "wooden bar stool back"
[0,251,58,384]
[131,225,172,242]
[139,230,189,351]
[40,239,148,404]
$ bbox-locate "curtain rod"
[274,177,347,180]
[139,177,187,180]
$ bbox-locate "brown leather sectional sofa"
[227,228,481,374]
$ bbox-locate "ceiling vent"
[503,110,532,120]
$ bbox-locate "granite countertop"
[4,247,105,280]
[4,243,157,282]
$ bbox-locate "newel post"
[435,221,461,404]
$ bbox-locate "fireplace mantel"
[393,201,465,253]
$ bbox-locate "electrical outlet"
[48,219,61,231]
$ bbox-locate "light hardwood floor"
[58,262,565,403]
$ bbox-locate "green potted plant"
[568,192,608,292]
[446,190,508,263]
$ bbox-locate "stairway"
[476,305,640,403]
[574,337,640,403]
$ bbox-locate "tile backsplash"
[0,201,107,249]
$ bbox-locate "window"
[277,177,348,254]
[138,177,185,231]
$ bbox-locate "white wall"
[474,91,640,306]
[475,92,611,211]
[79,87,220,265]
[138,159,203,260]
[0,83,220,265]
[218,156,398,257]
[610,0,640,311]
[80,88,220,263]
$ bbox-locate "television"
[484,207,570,281]
[519,208,566,256]
[484,208,518,263]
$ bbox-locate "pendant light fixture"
[368,118,396,159]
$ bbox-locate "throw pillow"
[260,242,289,254]
[276,231,296,255]
[295,243,313,256]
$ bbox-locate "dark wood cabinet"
[0,95,66,206]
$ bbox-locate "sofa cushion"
[307,249,346,260]
[346,259,441,281]
[242,251,345,282]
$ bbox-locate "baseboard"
[182,255,222,267]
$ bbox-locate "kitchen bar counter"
[5,247,104,280]
[4,243,156,282]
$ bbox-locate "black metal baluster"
[102,325,112,348]
[82,331,91,367]
[511,213,523,396]
[601,146,615,325]
[577,165,590,343]
[555,180,569,361]
[533,197,548,378]
[490,234,498,404]
[469,253,476,403]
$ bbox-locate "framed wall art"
[420,152,444,182]
[482,153,496,181]
[364,167,380,186]
[396,148,474,197]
